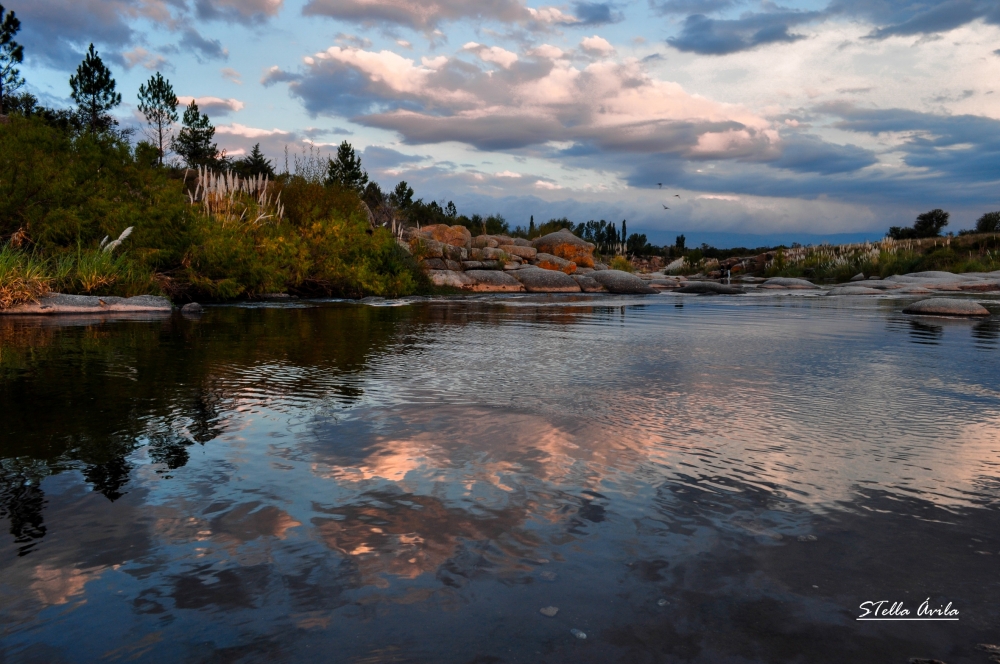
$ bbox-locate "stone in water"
[539,606,559,617]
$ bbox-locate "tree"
[888,209,950,240]
[0,5,24,114]
[70,44,121,133]
[137,72,178,165]
[975,211,1000,233]
[326,140,368,192]
[675,234,686,251]
[233,143,275,178]
[390,181,414,209]
[172,100,219,168]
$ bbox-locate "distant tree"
[136,72,178,165]
[975,211,1000,233]
[529,215,535,235]
[483,214,509,235]
[627,232,651,255]
[390,181,414,209]
[172,100,219,168]
[362,180,384,209]
[233,143,275,178]
[0,5,24,114]
[326,140,368,192]
[445,201,457,218]
[889,208,949,239]
[675,234,686,251]
[70,44,121,133]
[5,89,34,116]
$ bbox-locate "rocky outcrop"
[587,270,657,294]
[428,270,477,289]
[513,268,581,292]
[463,270,525,292]
[759,277,820,290]
[901,298,990,317]
[1,293,173,315]
[533,253,577,274]
[416,224,472,248]
[674,282,745,295]
[571,274,606,292]
[826,286,883,296]
[531,229,596,268]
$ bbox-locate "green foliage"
[889,208,950,239]
[675,234,686,251]
[976,211,1000,233]
[609,255,633,272]
[173,101,218,168]
[232,143,275,178]
[627,232,651,255]
[0,242,49,308]
[70,44,121,133]
[326,140,368,192]
[137,72,178,165]
[390,181,414,209]
[0,4,24,114]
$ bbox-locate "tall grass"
[0,244,50,308]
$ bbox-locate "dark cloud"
[827,0,999,39]
[650,0,737,15]
[573,2,624,25]
[363,111,567,150]
[769,133,877,174]
[179,28,228,61]
[194,0,284,24]
[667,11,821,54]
[17,0,136,69]
[361,146,428,170]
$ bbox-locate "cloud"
[221,67,242,84]
[361,146,427,171]
[121,47,169,71]
[650,0,736,14]
[667,11,822,55]
[194,0,284,24]
[178,96,245,115]
[463,42,519,68]
[572,2,624,25]
[827,0,1000,40]
[215,123,291,139]
[301,0,584,30]
[180,28,229,61]
[580,35,615,55]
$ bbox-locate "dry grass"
[0,244,51,309]
[185,166,285,229]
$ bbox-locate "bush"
[976,211,1000,233]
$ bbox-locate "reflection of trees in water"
[972,318,1000,346]
[0,460,48,555]
[907,319,943,345]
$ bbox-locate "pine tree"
[325,140,368,192]
[234,143,274,178]
[137,72,178,166]
[390,181,414,209]
[69,44,121,133]
[0,5,24,115]
[172,101,218,168]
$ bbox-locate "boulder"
[461,261,486,270]
[481,247,507,260]
[443,245,468,261]
[850,273,866,282]
[664,257,687,273]
[902,298,990,317]
[419,224,472,249]
[472,235,499,249]
[428,270,476,289]
[412,237,444,259]
[499,245,537,260]
[513,268,582,292]
[533,253,577,274]
[531,229,596,268]
[587,270,657,294]
[674,282,745,295]
[181,302,203,313]
[648,280,681,290]
[421,258,446,270]
[444,259,463,271]
[1,293,173,315]
[593,262,609,271]
[571,274,606,292]
[464,270,525,292]
[512,238,532,247]
[760,277,820,290]
[826,286,882,296]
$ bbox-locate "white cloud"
[580,35,614,56]
[221,67,242,84]
[495,170,522,177]
[178,96,245,115]
[463,42,518,69]
[122,47,168,71]
[216,123,292,138]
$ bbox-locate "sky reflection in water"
[1,295,999,663]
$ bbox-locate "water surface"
[2,294,999,663]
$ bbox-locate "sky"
[13,0,1000,246]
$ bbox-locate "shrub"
[609,255,633,272]
[0,243,49,308]
[976,211,1000,233]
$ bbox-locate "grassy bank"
[0,116,427,308]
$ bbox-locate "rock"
[472,235,499,249]
[412,237,444,259]
[443,244,468,261]
[512,238,532,247]
[593,262,609,271]
[657,599,668,607]
[648,280,681,290]
[674,282,745,295]
[258,293,292,300]
[664,257,687,273]
[427,270,476,289]
[760,277,820,290]
[588,270,658,294]
[850,272,865,281]
[533,253,577,274]
[464,270,525,292]
[422,258,447,270]
[539,606,559,617]
[531,229,596,268]
[826,286,882,296]
[571,274,606,292]
[902,298,990,317]
[419,224,472,249]
[444,259,462,271]
[1,293,173,315]
[481,247,508,261]
[896,286,933,295]
[462,261,485,270]
[959,281,1000,292]
[181,302,204,314]
[360,296,385,303]
[499,244,537,260]
[570,629,587,640]
[513,267,582,292]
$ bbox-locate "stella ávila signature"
[857,598,960,621]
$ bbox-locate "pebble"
[539,606,559,617]
[570,629,587,640]
[797,534,818,542]
[657,599,668,606]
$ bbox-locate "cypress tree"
[69,44,121,133]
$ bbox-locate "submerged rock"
[539,606,559,617]
[1,293,172,315]
[826,286,882,296]
[588,270,657,294]
[760,277,820,290]
[181,302,204,313]
[902,298,990,317]
[675,282,745,295]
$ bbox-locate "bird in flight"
[657,183,663,188]
[674,194,680,198]
[662,204,670,210]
